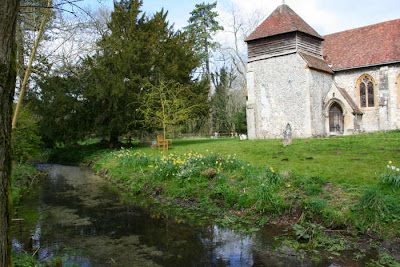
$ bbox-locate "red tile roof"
[323,19,400,70]
[299,52,333,74]
[246,4,323,42]
[337,87,363,114]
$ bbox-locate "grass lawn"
[127,132,400,186]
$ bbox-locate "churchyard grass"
[111,131,399,186]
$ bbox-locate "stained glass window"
[358,75,375,108]
[360,83,366,107]
[368,81,374,107]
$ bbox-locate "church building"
[245,4,400,139]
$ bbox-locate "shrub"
[13,107,42,162]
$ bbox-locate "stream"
[11,164,365,266]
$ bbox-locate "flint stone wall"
[333,63,400,131]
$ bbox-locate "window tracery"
[357,74,376,108]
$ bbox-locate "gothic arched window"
[357,74,376,108]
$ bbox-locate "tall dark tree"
[185,2,223,83]
[212,67,234,133]
[27,65,89,147]
[83,0,199,144]
[185,2,223,134]
[0,0,19,265]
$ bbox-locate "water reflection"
[12,164,345,267]
[12,165,261,266]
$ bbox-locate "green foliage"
[29,0,203,145]
[11,163,41,204]
[27,67,89,147]
[232,106,247,134]
[366,252,400,267]
[210,67,246,134]
[82,0,200,143]
[12,252,42,267]
[292,222,325,241]
[12,106,42,161]
[211,67,233,133]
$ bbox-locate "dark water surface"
[12,164,347,266]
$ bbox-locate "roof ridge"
[323,18,400,70]
[324,18,400,37]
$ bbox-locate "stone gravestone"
[239,134,247,141]
[283,123,292,147]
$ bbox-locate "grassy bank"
[47,133,400,233]
[54,132,399,185]
[91,147,400,234]
[11,163,49,267]
[44,133,400,263]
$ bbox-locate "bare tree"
[219,7,266,85]
[0,0,19,265]
[12,1,109,131]
[12,0,52,132]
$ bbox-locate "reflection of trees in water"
[200,225,254,266]
[13,165,258,266]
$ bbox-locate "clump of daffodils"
[387,161,400,172]
[265,166,281,185]
[381,161,400,187]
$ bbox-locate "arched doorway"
[329,102,344,135]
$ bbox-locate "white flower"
[396,168,400,172]
[392,166,396,170]
[387,165,391,168]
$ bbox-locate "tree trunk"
[12,0,52,133]
[109,130,119,148]
[0,0,19,265]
